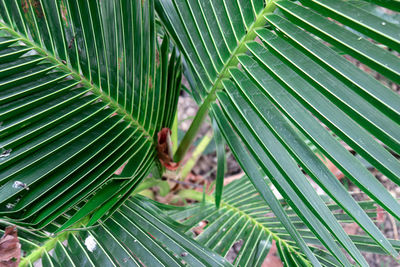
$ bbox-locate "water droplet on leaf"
[12,181,29,190]
[85,235,97,252]
[0,148,12,158]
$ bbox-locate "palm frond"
[0,0,181,230]
[162,176,400,266]
[155,0,400,264]
[1,196,229,267]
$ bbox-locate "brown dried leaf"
[157,128,180,171]
[0,226,21,267]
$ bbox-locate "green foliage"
[156,0,400,265]
[0,0,180,230]
[7,196,229,266]
[1,0,400,266]
[162,176,400,266]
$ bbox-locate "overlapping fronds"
[3,196,229,267]
[155,0,400,265]
[162,176,400,266]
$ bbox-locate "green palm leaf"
[161,175,400,266]
[3,196,229,267]
[0,0,181,230]
[155,0,400,265]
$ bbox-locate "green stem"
[179,132,213,179]
[173,1,276,162]
[171,113,179,154]
[131,178,169,196]
[19,231,71,267]
[178,189,213,202]
[174,101,211,162]
[19,217,89,266]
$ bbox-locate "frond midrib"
[0,22,155,144]
[219,199,311,265]
[173,1,278,162]
[198,1,276,106]
[19,230,72,266]
[18,216,90,266]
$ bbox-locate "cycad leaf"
[211,104,320,266]
[0,0,181,229]
[276,0,400,84]
[212,118,225,209]
[264,11,400,120]
[161,175,400,267]
[358,0,400,12]
[300,0,400,51]
[6,196,230,267]
[216,90,363,266]
[156,0,400,264]
[225,66,397,257]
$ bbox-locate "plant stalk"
[19,217,89,266]
[171,113,179,154]
[174,98,212,162]
[180,132,213,179]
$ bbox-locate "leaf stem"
[19,231,71,267]
[19,217,90,266]
[171,113,179,154]
[174,99,212,162]
[179,131,213,179]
